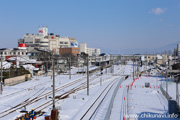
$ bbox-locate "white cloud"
[151,8,165,15]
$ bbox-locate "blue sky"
[0,0,180,54]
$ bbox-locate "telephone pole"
[87,55,89,96]
[69,56,71,80]
[1,54,3,95]
[52,59,55,109]
[133,55,134,80]
[166,72,168,99]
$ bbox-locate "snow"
[0,61,179,120]
[161,79,180,107]
[0,61,12,69]
[23,64,36,70]
[8,57,37,63]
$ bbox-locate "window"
[60,42,63,44]
[40,45,48,47]
[14,52,16,55]
[22,52,24,55]
[25,42,33,43]
[64,42,68,44]
[35,39,40,43]
[40,41,49,43]
[44,36,48,39]
[4,52,7,55]
[18,52,20,55]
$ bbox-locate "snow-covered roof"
[157,55,162,60]
[8,57,41,64]
[0,61,12,69]
[23,64,39,71]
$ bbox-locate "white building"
[177,43,180,58]
[0,47,28,61]
[18,27,78,54]
[80,43,100,56]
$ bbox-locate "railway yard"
[0,62,179,120]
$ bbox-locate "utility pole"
[146,52,147,75]
[166,71,168,99]
[135,59,136,77]
[136,61,138,77]
[113,56,114,74]
[87,55,89,96]
[176,78,179,112]
[1,54,3,95]
[52,59,55,109]
[133,55,134,80]
[69,56,71,80]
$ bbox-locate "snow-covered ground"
[0,62,179,120]
[161,78,180,108]
[0,63,126,120]
[127,76,168,119]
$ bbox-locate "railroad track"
[114,65,126,76]
[34,66,125,120]
[0,77,56,100]
[0,75,88,119]
[79,78,119,120]
[0,65,125,119]
[0,87,47,118]
[13,75,99,120]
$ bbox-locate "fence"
[159,84,171,100]
[4,74,31,86]
[160,84,180,113]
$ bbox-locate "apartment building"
[80,43,100,56]
[18,27,78,55]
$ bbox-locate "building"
[177,43,180,58]
[80,43,100,56]
[144,54,157,63]
[18,27,78,55]
[144,54,169,65]
[59,47,80,56]
[18,27,60,54]
[59,37,78,48]
[0,44,28,61]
